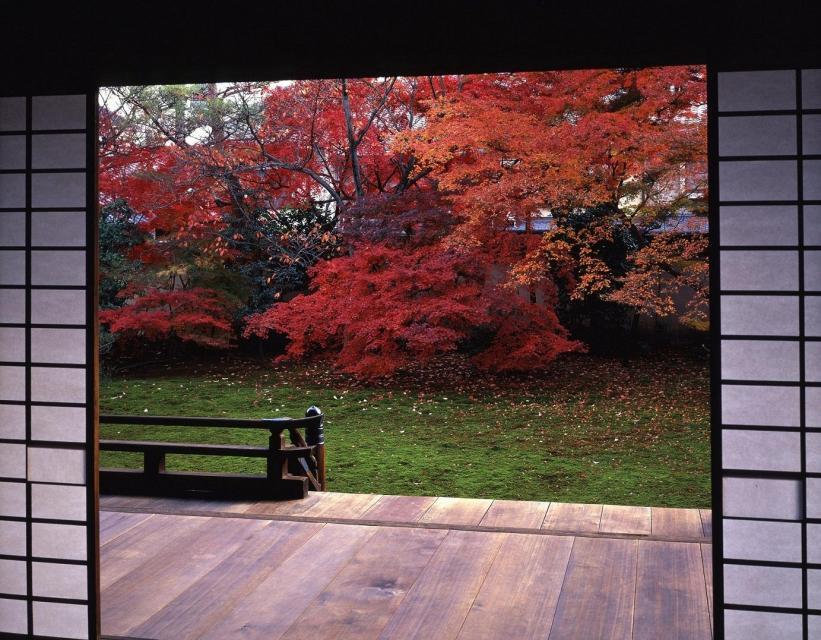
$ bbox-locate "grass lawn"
[99,349,710,508]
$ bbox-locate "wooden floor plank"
[457,533,573,640]
[102,516,271,636]
[247,491,326,516]
[361,495,438,523]
[547,537,637,640]
[200,523,377,640]
[377,529,505,640]
[542,502,602,533]
[100,494,158,511]
[702,544,713,627]
[140,495,256,514]
[700,510,713,538]
[300,492,383,519]
[417,496,493,526]
[281,526,448,640]
[129,520,324,640]
[633,540,711,640]
[100,514,206,589]
[599,505,651,536]
[99,511,153,546]
[651,507,705,539]
[478,500,550,529]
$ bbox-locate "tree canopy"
[99,67,707,377]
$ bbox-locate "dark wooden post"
[304,406,326,491]
[144,450,165,490]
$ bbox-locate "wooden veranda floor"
[100,492,713,640]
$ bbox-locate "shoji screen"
[716,69,821,639]
[0,95,97,638]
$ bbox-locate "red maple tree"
[100,67,707,376]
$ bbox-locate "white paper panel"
[718,161,797,202]
[32,561,88,600]
[31,288,86,325]
[0,135,25,170]
[0,558,28,595]
[0,481,26,517]
[0,520,26,556]
[722,430,801,472]
[0,404,25,440]
[723,477,802,520]
[31,405,86,442]
[719,205,798,246]
[717,70,796,111]
[31,211,86,246]
[0,289,25,323]
[723,564,802,608]
[721,340,799,381]
[724,610,802,640]
[0,212,26,246]
[723,519,802,562]
[31,172,85,208]
[31,133,86,169]
[27,447,85,484]
[0,174,25,208]
[0,249,25,285]
[32,600,89,639]
[720,251,798,291]
[31,250,86,286]
[0,97,25,131]
[718,116,796,156]
[0,597,28,634]
[31,522,86,560]
[31,483,86,521]
[30,366,86,403]
[0,442,26,478]
[0,327,26,362]
[721,384,800,427]
[30,328,86,365]
[721,295,799,335]
[31,95,86,131]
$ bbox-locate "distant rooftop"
[508,210,709,234]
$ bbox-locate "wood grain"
[300,492,382,518]
[702,543,713,625]
[361,495,438,523]
[99,511,153,546]
[547,537,637,640]
[599,504,652,536]
[200,523,377,640]
[542,502,602,533]
[417,496,492,526]
[102,516,270,636]
[700,510,713,538]
[100,513,204,589]
[651,507,705,539]
[377,530,504,639]
[633,540,711,640]
[246,491,326,516]
[282,526,448,640]
[130,520,324,640]
[478,500,550,529]
[457,533,573,640]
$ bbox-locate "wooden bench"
[99,407,326,500]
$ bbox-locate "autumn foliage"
[99,67,707,377]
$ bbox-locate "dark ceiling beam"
[2,0,819,94]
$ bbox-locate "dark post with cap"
[304,406,326,491]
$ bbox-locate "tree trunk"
[340,79,364,199]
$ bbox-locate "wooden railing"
[99,407,325,500]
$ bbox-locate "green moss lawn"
[100,349,710,508]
